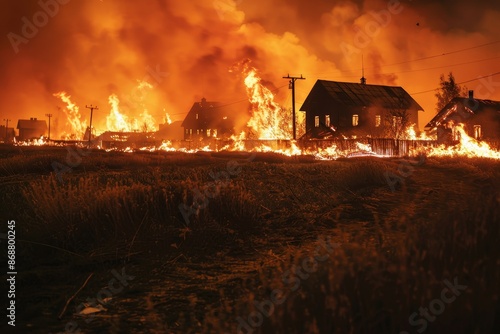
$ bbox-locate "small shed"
[17,118,47,141]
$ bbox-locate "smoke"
[1,0,499,138]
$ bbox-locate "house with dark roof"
[424,91,500,142]
[17,118,47,141]
[299,79,424,139]
[181,98,235,140]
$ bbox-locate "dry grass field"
[0,145,498,333]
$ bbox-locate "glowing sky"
[1,0,499,137]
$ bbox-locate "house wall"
[19,128,46,141]
[435,103,500,142]
[305,104,419,138]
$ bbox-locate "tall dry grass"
[21,168,260,254]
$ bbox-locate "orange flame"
[105,81,157,133]
[54,92,87,140]
[242,65,291,139]
[416,123,500,159]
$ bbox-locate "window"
[196,113,199,120]
[314,116,319,128]
[325,115,330,127]
[185,128,189,134]
[474,125,481,139]
[196,129,200,135]
[375,115,381,127]
[207,129,211,137]
[213,129,217,137]
[352,114,359,127]
[189,129,192,135]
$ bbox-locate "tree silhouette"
[435,72,468,113]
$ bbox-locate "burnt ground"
[0,147,499,333]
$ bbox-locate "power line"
[304,40,500,77]
[153,84,290,117]
[323,55,500,79]
[283,74,306,140]
[375,40,500,69]
[410,71,500,95]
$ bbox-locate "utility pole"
[283,74,305,140]
[3,119,11,142]
[85,105,98,148]
[45,113,52,141]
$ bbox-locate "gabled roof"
[181,98,234,129]
[17,119,47,130]
[425,97,500,129]
[300,80,424,111]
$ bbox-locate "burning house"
[425,91,500,142]
[300,79,423,139]
[17,118,47,141]
[181,98,235,140]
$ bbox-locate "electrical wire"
[410,71,500,95]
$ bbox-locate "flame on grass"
[417,123,500,159]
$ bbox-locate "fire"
[54,92,87,140]
[416,123,500,159]
[405,124,435,140]
[242,65,291,139]
[164,109,173,125]
[106,81,157,133]
[107,94,131,132]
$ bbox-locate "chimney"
[468,90,474,99]
[201,97,207,104]
[360,76,366,85]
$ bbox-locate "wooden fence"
[96,137,500,158]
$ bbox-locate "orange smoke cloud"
[0,0,499,138]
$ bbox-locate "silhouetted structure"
[300,80,423,139]
[181,98,235,140]
[0,125,15,142]
[16,118,47,141]
[425,91,500,142]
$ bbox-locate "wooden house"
[16,118,47,141]
[299,79,423,139]
[181,98,235,140]
[425,91,500,142]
